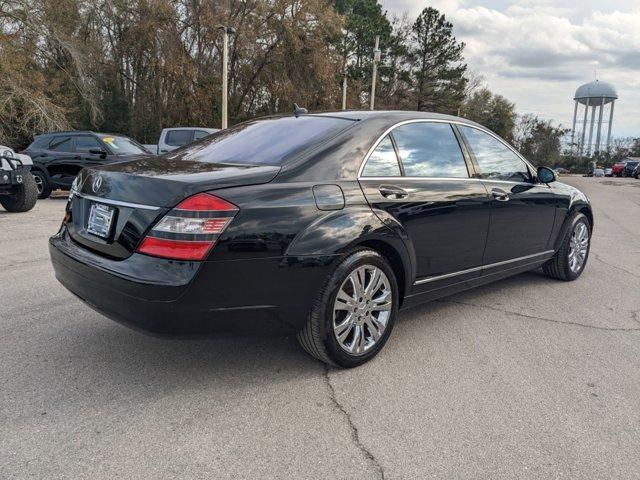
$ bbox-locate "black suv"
[622,160,639,177]
[24,131,149,198]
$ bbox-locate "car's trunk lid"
[67,157,280,259]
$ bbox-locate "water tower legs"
[579,101,589,156]
[587,104,596,156]
[606,100,615,152]
[571,100,578,153]
[595,97,605,155]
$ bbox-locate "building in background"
[571,80,618,157]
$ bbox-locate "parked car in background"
[50,111,593,367]
[143,127,218,155]
[24,131,149,199]
[555,167,570,175]
[633,163,640,179]
[604,167,613,177]
[0,146,38,212]
[594,168,605,177]
[622,160,639,177]
[611,161,627,177]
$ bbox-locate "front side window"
[361,135,401,177]
[49,136,72,152]
[98,135,147,155]
[75,136,102,153]
[392,123,468,178]
[460,126,530,182]
[166,130,193,147]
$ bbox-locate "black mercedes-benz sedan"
[50,111,593,367]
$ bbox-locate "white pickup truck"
[143,127,219,155]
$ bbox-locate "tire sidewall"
[564,213,591,280]
[321,250,399,368]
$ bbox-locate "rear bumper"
[50,228,337,335]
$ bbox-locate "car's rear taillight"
[137,193,238,261]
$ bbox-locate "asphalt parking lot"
[1,176,639,479]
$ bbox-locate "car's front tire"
[298,248,399,368]
[543,213,591,281]
[0,173,38,212]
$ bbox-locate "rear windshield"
[98,135,147,155]
[165,116,355,165]
[29,136,50,149]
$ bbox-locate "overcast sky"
[380,0,639,137]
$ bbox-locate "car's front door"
[457,125,557,272]
[74,135,108,170]
[358,121,492,289]
[42,135,76,188]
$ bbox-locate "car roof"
[35,131,130,137]
[309,110,485,128]
[164,127,218,131]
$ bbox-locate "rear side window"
[165,130,193,147]
[392,122,468,178]
[75,136,102,153]
[460,126,530,182]
[167,116,354,165]
[194,130,210,140]
[361,135,401,177]
[49,136,72,152]
[29,136,50,149]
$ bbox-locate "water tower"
[571,80,617,156]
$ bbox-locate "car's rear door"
[358,120,492,289]
[457,125,557,273]
[160,129,194,153]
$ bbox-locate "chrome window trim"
[73,192,160,211]
[357,118,537,180]
[413,250,555,285]
[358,176,536,187]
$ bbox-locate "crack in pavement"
[322,365,385,479]
[439,299,640,332]
[593,255,640,280]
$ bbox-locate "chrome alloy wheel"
[333,265,392,356]
[33,174,43,194]
[568,222,589,273]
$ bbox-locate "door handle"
[492,189,509,202]
[379,185,409,199]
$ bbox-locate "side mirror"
[537,166,556,184]
[89,148,107,157]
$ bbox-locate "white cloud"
[380,1,640,136]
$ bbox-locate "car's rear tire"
[31,169,52,199]
[543,213,590,281]
[297,248,399,368]
[0,173,38,212]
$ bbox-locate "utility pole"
[341,62,348,111]
[370,36,380,111]
[218,25,235,129]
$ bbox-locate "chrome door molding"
[413,250,555,286]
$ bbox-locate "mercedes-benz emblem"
[92,176,103,193]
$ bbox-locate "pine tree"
[408,7,467,114]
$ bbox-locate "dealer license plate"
[87,203,114,238]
